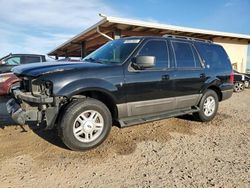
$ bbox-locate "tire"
[234,82,245,92]
[193,89,219,122]
[244,80,250,88]
[58,98,112,151]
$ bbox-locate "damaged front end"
[7,77,65,129]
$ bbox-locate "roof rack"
[163,34,213,43]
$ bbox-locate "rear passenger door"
[170,40,205,108]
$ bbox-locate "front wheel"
[194,89,219,122]
[58,98,112,151]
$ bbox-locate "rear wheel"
[234,82,245,92]
[58,98,112,151]
[194,89,219,122]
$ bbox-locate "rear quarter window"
[195,43,232,70]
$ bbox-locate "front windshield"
[83,38,140,64]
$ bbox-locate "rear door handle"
[200,73,206,79]
[162,74,170,81]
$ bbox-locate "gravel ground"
[0,90,249,188]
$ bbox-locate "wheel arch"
[201,77,223,102]
[71,89,119,123]
[205,85,222,101]
[54,79,120,127]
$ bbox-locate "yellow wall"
[213,38,248,73]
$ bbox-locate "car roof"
[9,54,45,57]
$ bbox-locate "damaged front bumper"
[7,89,60,129]
[12,89,54,104]
[6,98,27,125]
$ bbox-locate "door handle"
[200,73,206,79]
[162,74,170,81]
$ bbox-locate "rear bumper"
[221,89,233,101]
[219,83,234,101]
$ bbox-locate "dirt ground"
[0,90,249,188]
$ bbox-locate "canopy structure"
[48,14,250,61]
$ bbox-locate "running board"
[118,107,200,128]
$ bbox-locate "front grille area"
[19,78,51,96]
[20,78,32,92]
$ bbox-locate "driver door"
[123,39,176,117]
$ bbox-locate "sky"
[0,0,250,67]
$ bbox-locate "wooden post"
[81,41,87,59]
[65,50,68,58]
[113,29,121,39]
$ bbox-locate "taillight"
[230,71,234,84]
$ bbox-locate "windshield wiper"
[84,58,103,64]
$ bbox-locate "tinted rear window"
[195,43,232,70]
[172,41,201,68]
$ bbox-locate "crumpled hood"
[12,61,105,77]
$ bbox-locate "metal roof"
[48,15,250,57]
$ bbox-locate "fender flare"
[55,78,118,102]
[200,77,221,94]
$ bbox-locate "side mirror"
[133,56,155,69]
[0,60,6,65]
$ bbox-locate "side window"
[195,43,231,69]
[172,41,201,68]
[138,40,169,69]
[191,46,202,68]
[23,56,41,64]
[5,57,21,65]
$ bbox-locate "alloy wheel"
[203,96,216,117]
[234,82,244,92]
[73,110,104,143]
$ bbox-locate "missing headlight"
[32,79,53,96]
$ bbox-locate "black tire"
[58,98,112,151]
[234,81,245,92]
[193,89,219,122]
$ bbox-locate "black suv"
[7,36,234,151]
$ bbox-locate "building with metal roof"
[48,14,250,72]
